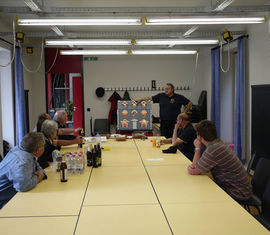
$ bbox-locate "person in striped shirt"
[188,120,252,201]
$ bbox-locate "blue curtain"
[211,48,221,136]
[15,47,27,145]
[234,38,245,161]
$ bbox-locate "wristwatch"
[195,147,201,151]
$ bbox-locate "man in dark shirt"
[161,113,196,160]
[136,83,192,138]
[53,110,83,141]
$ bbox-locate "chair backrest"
[262,179,270,219]
[246,151,256,175]
[252,157,270,198]
[197,90,207,120]
[94,119,110,135]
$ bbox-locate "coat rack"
[104,86,191,92]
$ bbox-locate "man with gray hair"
[0,132,46,209]
[53,110,82,140]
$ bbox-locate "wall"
[246,22,270,160]
[0,46,15,148]
[22,42,46,131]
[83,50,212,135]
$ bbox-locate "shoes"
[162,146,177,154]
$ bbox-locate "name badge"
[170,98,175,104]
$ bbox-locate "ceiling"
[0,0,269,48]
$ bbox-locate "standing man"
[161,113,196,161]
[0,132,47,209]
[136,83,192,138]
[188,120,252,201]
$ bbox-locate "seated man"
[53,110,82,140]
[161,112,196,161]
[188,120,252,201]
[0,132,47,209]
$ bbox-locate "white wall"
[22,45,46,131]
[246,22,270,160]
[83,51,212,135]
[0,47,15,148]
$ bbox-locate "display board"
[117,101,152,131]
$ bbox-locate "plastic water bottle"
[77,153,84,174]
[66,153,72,172]
[70,154,76,174]
[51,150,58,171]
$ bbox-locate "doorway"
[45,48,84,129]
[46,73,83,129]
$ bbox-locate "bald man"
[161,113,196,161]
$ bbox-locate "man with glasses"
[136,83,192,138]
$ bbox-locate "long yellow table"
[0,139,268,235]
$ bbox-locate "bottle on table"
[97,143,102,167]
[152,139,157,147]
[70,153,76,174]
[87,144,93,167]
[78,129,84,149]
[60,156,68,182]
[156,134,161,148]
[92,145,98,168]
[77,152,84,174]
[56,151,62,172]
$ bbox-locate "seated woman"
[38,120,60,169]
[33,113,51,132]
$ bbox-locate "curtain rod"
[211,35,249,51]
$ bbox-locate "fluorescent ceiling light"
[213,0,235,11]
[24,0,41,12]
[51,26,64,36]
[46,38,218,46]
[60,50,128,55]
[136,39,218,45]
[132,50,197,55]
[18,18,142,26]
[60,49,197,55]
[183,26,199,37]
[46,39,131,46]
[145,16,266,25]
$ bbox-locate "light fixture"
[51,26,64,36]
[132,50,197,55]
[60,50,129,55]
[213,0,235,11]
[136,39,219,45]
[18,18,142,26]
[24,0,42,12]
[145,16,266,25]
[46,38,218,46]
[60,49,197,55]
[46,39,131,46]
[183,26,199,37]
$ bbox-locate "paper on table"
[85,136,107,143]
[147,158,164,162]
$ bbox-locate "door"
[72,76,83,129]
